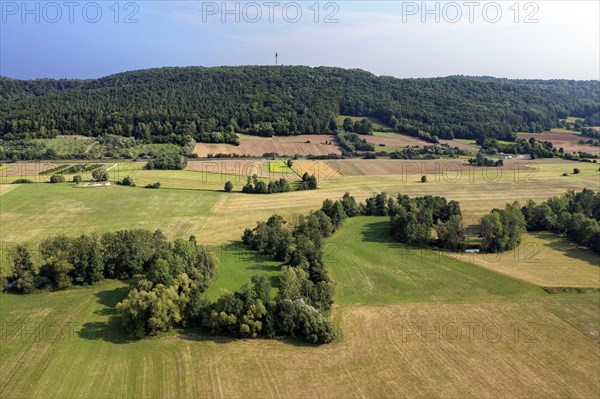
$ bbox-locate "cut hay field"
[193,134,341,157]
[451,232,600,289]
[0,183,221,247]
[1,159,597,248]
[1,221,599,398]
[369,131,432,149]
[518,131,600,154]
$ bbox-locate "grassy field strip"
[0,184,221,246]
[0,283,597,398]
[290,160,342,179]
[450,232,600,288]
[204,243,281,300]
[325,217,545,306]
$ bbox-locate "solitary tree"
[421,175,427,183]
[224,181,233,192]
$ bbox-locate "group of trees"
[299,172,318,190]
[342,117,373,135]
[3,68,598,145]
[468,152,504,167]
[479,203,527,253]
[336,131,375,154]
[379,193,465,250]
[386,145,468,160]
[521,189,600,253]
[6,230,216,296]
[239,173,317,194]
[145,145,188,170]
[241,174,291,194]
[233,193,363,343]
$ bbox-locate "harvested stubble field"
[1,158,600,398]
[193,134,341,157]
[519,131,600,154]
[0,259,598,398]
[450,231,600,289]
[368,132,432,148]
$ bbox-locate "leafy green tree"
[501,203,527,250]
[9,245,37,293]
[435,214,465,250]
[40,252,74,290]
[343,117,354,132]
[479,212,506,252]
[117,274,193,338]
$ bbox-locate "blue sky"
[1,1,598,80]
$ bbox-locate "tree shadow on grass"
[78,285,134,344]
[537,232,600,268]
[178,328,321,348]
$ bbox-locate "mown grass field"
[1,157,599,398]
[325,217,546,306]
[0,226,598,398]
[204,243,281,300]
[268,161,295,175]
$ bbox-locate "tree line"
[521,189,600,253]
[5,230,215,295]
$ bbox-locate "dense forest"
[1,66,599,145]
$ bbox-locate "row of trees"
[336,131,375,154]
[241,174,292,194]
[232,193,365,342]
[468,152,504,167]
[386,145,468,159]
[521,189,600,253]
[342,117,373,134]
[374,193,466,250]
[6,231,215,295]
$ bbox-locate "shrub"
[49,174,66,183]
[13,178,33,184]
[92,168,109,181]
[119,176,135,186]
[224,181,233,192]
[145,182,161,189]
[421,175,427,183]
[562,172,568,176]
[573,168,581,174]
[73,175,83,183]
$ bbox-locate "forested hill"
[1,66,598,144]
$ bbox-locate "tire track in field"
[0,293,94,397]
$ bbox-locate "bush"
[118,176,135,186]
[13,178,33,184]
[49,174,66,183]
[421,175,427,183]
[92,168,109,181]
[562,172,568,176]
[573,168,581,174]
[73,175,83,183]
[224,181,233,192]
[145,182,161,189]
